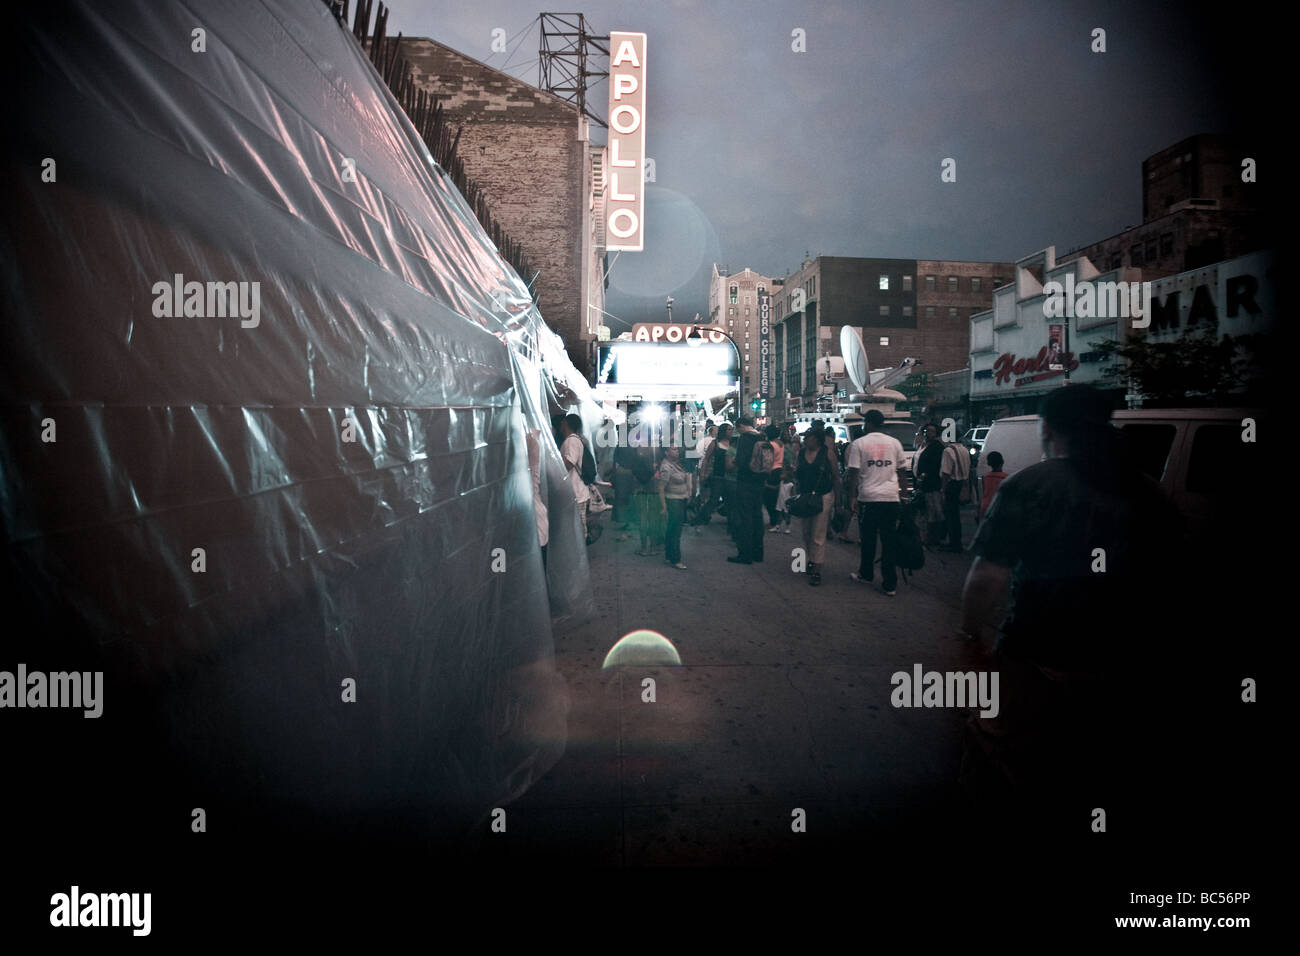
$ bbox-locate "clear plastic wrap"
[1,0,591,828]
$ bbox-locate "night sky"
[402,0,1277,332]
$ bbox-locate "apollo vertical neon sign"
[606,31,646,251]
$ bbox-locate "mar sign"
[607,31,647,251]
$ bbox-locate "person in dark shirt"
[914,423,945,544]
[958,385,1184,823]
[728,416,766,564]
[794,424,842,585]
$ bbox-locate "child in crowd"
[978,450,1008,524]
[772,464,796,533]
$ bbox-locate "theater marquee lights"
[606,31,646,251]
[596,342,739,388]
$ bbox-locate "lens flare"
[601,630,682,671]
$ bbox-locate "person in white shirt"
[558,413,591,544]
[939,433,972,551]
[845,409,910,595]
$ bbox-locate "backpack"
[580,440,597,485]
[749,439,775,474]
[698,440,715,481]
[629,452,654,486]
[890,506,925,575]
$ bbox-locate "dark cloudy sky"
[401,0,1275,332]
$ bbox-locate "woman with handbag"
[791,424,842,586]
[691,423,730,528]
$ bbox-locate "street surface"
[483,505,990,865]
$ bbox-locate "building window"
[993,276,1004,287]
[729,307,736,316]
[948,307,958,320]
[745,308,750,316]
[925,275,936,291]
[757,285,765,293]
[970,277,982,293]
[1160,233,1174,257]
[947,276,959,292]
[879,305,890,317]
[1131,245,1144,267]
[902,275,913,291]
[925,306,935,319]
[1109,253,1123,270]
[902,306,913,317]
[745,341,750,350]
[879,275,890,290]
[745,319,750,328]
[729,285,738,304]
[1145,239,1157,262]
[879,336,889,347]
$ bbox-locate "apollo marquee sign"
[606,31,647,251]
[631,323,728,344]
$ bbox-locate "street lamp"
[665,296,674,324]
[686,324,744,417]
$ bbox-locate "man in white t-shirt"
[558,413,591,544]
[845,409,910,595]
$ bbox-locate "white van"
[978,408,1261,542]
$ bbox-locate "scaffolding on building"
[538,13,610,129]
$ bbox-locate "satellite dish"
[840,326,870,394]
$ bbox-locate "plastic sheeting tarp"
[0,0,591,834]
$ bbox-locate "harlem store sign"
[974,251,1274,392]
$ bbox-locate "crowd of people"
[553,408,1008,590]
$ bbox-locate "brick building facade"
[396,38,604,376]
[1058,133,1270,280]
[768,255,1012,420]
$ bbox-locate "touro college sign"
[606,31,646,251]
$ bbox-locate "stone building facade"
[708,265,784,408]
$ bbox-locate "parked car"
[961,426,990,451]
[977,408,1262,544]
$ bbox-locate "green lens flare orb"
[601,630,682,671]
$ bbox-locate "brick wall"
[1059,208,1267,279]
[915,259,1012,374]
[398,39,591,374]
